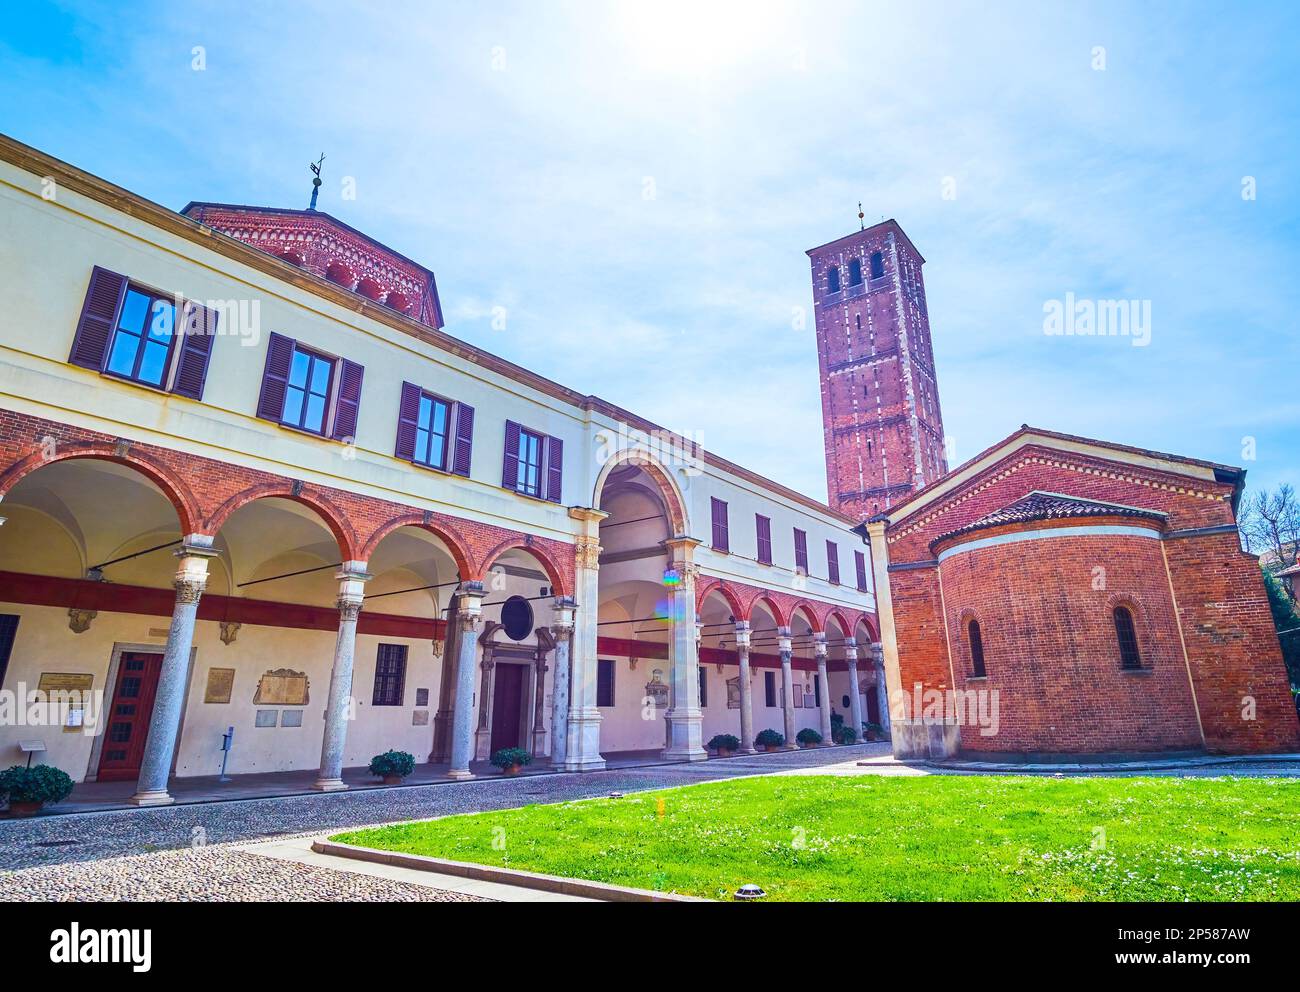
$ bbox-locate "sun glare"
[617,0,795,77]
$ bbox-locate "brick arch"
[205,483,359,561]
[592,450,688,535]
[746,592,788,629]
[359,513,474,580]
[0,442,202,536]
[478,537,571,599]
[825,609,855,639]
[788,601,824,634]
[696,578,747,621]
[855,612,880,643]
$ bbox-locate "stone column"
[473,624,500,761]
[844,638,865,744]
[873,642,891,739]
[662,537,706,762]
[430,605,459,762]
[778,627,798,750]
[312,562,371,792]
[814,632,833,745]
[734,621,756,754]
[549,598,575,767]
[448,582,485,780]
[129,538,216,806]
[565,508,608,771]
[531,629,553,757]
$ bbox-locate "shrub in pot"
[833,724,858,745]
[864,722,884,742]
[707,733,740,757]
[368,750,416,784]
[795,727,823,748]
[0,764,74,817]
[491,747,533,775]
[754,728,785,752]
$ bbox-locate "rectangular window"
[755,514,772,565]
[793,528,809,574]
[414,392,452,470]
[814,673,821,707]
[826,540,840,585]
[597,659,615,707]
[855,550,869,592]
[764,670,776,708]
[105,286,177,388]
[517,428,544,497]
[710,497,729,552]
[372,644,408,706]
[0,614,17,690]
[698,666,707,707]
[281,345,335,435]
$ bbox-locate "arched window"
[848,258,863,286]
[870,251,885,279]
[1113,606,1142,669]
[827,266,841,293]
[968,619,986,677]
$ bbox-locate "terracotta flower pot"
[382,774,404,785]
[764,745,780,753]
[6,800,42,818]
[503,764,522,776]
[716,748,732,758]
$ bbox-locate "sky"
[2,0,1298,505]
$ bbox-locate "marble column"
[778,627,798,750]
[873,642,891,739]
[129,538,216,806]
[473,624,500,761]
[814,632,833,745]
[844,638,865,744]
[447,582,485,780]
[662,536,706,762]
[734,621,756,754]
[313,562,371,792]
[530,629,553,757]
[565,508,607,771]
[549,599,575,767]
[429,605,459,762]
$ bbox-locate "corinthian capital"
[575,537,602,571]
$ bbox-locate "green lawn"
[331,775,1300,901]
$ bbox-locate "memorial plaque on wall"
[37,673,95,733]
[726,677,740,710]
[415,688,429,707]
[204,668,235,704]
[253,669,310,706]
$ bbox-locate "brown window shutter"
[451,403,475,477]
[501,420,521,491]
[330,359,365,441]
[826,540,840,585]
[68,266,128,371]
[171,301,219,400]
[855,550,868,591]
[710,498,729,552]
[395,381,422,461]
[545,436,564,502]
[756,515,772,564]
[255,332,296,422]
[794,529,808,573]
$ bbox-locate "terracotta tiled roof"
[933,491,1167,548]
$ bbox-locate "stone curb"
[310,839,711,903]
[856,753,1300,773]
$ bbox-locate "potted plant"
[708,733,740,758]
[0,764,74,817]
[834,724,858,745]
[754,728,785,752]
[864,722,884,742]
[368,750,416,785]
[795,727,823,749]
[491,747,533,776]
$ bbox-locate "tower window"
[870,251,885,279]
[826,266,841,293]
[1113,607,1142,669]
[848,258,863,286]
[968,619,986,677]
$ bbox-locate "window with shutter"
[372,644,408,706]
[545,435,563,502]
[756,514,772,565]
[855,550,869,592]
[764,670,776,708]
[826,540,840,585]
[69,266,127,372]
[256,332,296,422]
[597,659,615,707]
[330,358,365,441]
[451,404,475,477]
[280,345,335,435]
[793,528,809,574]
[171,301,218,400]
[710,498,729,552]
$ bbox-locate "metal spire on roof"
[308,153,325,211]
[858,201,865,231]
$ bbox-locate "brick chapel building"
[810,220,1300,758]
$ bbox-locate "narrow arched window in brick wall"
[968,619,987,678]
[1113,606,1142,670]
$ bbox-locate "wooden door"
[490,663,525,753]
[97,652,164,781]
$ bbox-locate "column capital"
[663,535,703,563]
[552,596,576,636]
[457,581,486,628]
[813,632,829,659]
[574,535,602,571]
[733,620,752,649]
[335,562,371,618]
[568,506,610,526]
[777,626,792,655]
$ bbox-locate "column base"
[739,746,758,755]
[661,746,708,762]
[446,769,475,781]
[127,790,174,807]
[781,744,799,751]
[312,778,348,792]
[561,755,607,772]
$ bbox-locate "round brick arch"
[592,449,688,536]
[746,592,788,629]
[359,513,474,581]
[825,609,855,640]
[205,483,359,561]
[788,601,824,634]
[697,578,747,621]
[479,537,571,599]
[0,443,202,536]
[855,612,881,643]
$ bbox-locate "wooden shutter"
[855,550,868,591]
[756,515,772,564]
[545,435,563,502]
[501,420,521,491]
[68,266,128,371]
[826,540,840,585]
[331,359,365,441]
[255,332,295,422]
[794,529,808,572]
[171,301,219,400]
[451,403,475,477]
[395,381,422,460]
[710,498,729,552]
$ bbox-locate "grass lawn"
[331,775,1300,901]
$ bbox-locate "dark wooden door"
[97,652,164,781]
[866,685,881,725]
[490,663,525,753]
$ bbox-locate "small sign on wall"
[253,669,310,706]
[255,710,278,728]
[204,668,235,704]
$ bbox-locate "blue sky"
[2,0,1297,504]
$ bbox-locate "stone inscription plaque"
[204,668,235,704]
[253,669,310,706]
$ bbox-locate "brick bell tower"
[807,218,947,520]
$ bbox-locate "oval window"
[501,596,534,641]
